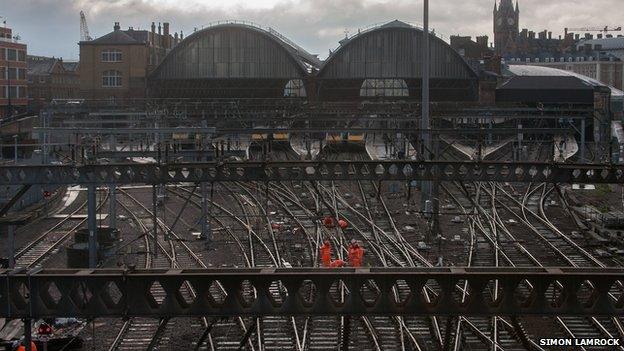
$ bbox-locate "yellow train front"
[326,132,365,145]
[251,128,290,143]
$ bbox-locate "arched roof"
[318,20,478,80]
[150,22,320,80]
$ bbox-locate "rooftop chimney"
[114,22,120,31]
[180,30,184,40]
[548,31,552,40]
[158,22,162,35]
[163,22,170,49]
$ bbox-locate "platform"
[442,136,513,160]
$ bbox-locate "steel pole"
[201,182,209,240]
[24,319,32,351]
[581,119,586,162]
[7,225,15,268]
[152,185,158,258]
[109,185,116,230]
[421,0,431,205]
[87,184,97,268]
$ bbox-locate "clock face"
[507,18,515,25]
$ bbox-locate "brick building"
[27,55,80,112]
[0,26,28,118]
[79,22,178,100]
[493,0,576,59]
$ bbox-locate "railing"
[2,267,622,318]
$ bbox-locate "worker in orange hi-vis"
[347,240,358,267]
[319,240,332,267]
[17,342,37,351]
[348,241,365,267]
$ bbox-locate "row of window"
[0,85,28,99]
[284,79,410,97]
[27,75,79,85]
[102,70,122,87]
[0,67,27,80]
[102,49,123,62]
[509,56,606,63]
[0,48,27,62]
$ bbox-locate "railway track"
[15,190,108,269]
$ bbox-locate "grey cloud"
[3,0,623,60]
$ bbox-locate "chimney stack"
[548,31,552,40]
[158,22,162,35]
[180,30,184,40]
[114,22,120,31]
[151,22,156,45]
[476,35,488,48]
[163,22,170,49]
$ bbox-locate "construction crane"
[80,11,92,41]
[566,26,622,35]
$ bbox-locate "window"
[0,67,5,80]
[8,86,17,98]
[8,67,16,80]
[6,49,17,61]
[0,48,4,60]
[102,70,122,87]
[18,50,25,62]
[360,79,409,97]
[39,76,46,84]
[0,86,5,98]
[101,49,123,62]
[284,79,306,97]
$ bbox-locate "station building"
[148,22,321,99]
[148,20,480,103]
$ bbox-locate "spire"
[494,0,497,12]
[515,0,519,12]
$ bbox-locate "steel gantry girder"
[1,268,622,319]
[0,161,623,185]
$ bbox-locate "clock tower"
[494,0,519,55]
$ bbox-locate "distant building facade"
[493,0,576,59]
[79,21,179,100]
[27,55,80,111]
[519,56,623,90]
[0,26,28,118]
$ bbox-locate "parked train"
[326,132,366,145]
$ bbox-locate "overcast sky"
[2,0,622,60]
